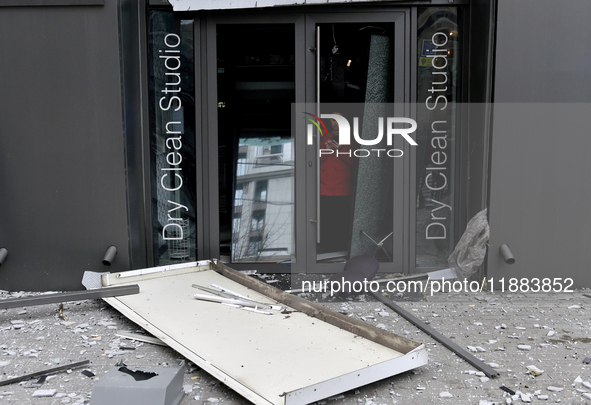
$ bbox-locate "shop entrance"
[208,11,411,274]
[210,16,304,272]
[142,3,471,275]
[194,6,465,275]
[303,12,410,274]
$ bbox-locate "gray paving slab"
[0,289,589,404]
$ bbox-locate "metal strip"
[284,346,427,405]
[114,260,205,278]
[0,360,90,387]
[370,291,500,378]
[0,0,103,6]
[169,0,471,12]
[0,285,140,310]
[213,261,420,354]
[116,331,167,346]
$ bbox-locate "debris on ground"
[0,284,588,403]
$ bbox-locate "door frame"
[138,3,485,275]
[203,13,307,272]
[303,10,414,274]
[201,7,422,275]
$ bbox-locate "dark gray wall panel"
[488,104,591,287]
[0,0,104,6]
[494,0,591,103]
[0,2,129,290]
[488,0,591,287]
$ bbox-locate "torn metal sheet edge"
[101,261,428,405]
[194,293,274,314]
[112,260,209,279]
[192,284,282,310]
[116,331,167,346]
[370,291,500,379]
[221,302,273,315]
[0,285,139,310]
[0,360,90,387]
[210,283,283,310]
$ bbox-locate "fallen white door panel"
[101,261,427,405]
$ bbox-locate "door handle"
[315,25,321,244]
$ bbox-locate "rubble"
[547,386,564,392]
[0,280,587,403]
[32,389,57,397]
[573,376,584,385]
[526,365,544,376]
[519,392,532,402]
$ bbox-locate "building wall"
[0,1,130,290]
[5,0,590,290]
[487,0,591,287]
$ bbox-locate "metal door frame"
[203,13,307,273]
[136,2,490,276]
[303,10,413,275]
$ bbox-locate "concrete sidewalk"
[0,288,588,404]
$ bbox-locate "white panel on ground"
[102,262,427,405]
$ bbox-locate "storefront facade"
[9,0,591,291]
[137,0,491,277]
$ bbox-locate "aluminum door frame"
[303,10,414,275]
[204,13,307,273]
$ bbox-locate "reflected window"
[232,213,241,234]
[235,184,244,206]
[230,138,293,263]
[257,144,283,166]
[255,180,268,203]
[251,210,265,231]
[248,236,263,256]
[236,153,248,176]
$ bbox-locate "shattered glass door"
[305,13,408,274]
[216,24,296,264]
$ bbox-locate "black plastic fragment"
[82,370,95,378]
[118,366,158,381]
[24,375,47,388]
[500,386,516,395]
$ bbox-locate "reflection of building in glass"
[231,138,293,263]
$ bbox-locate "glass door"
[304,11,411,274]
[207,14,306,271]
